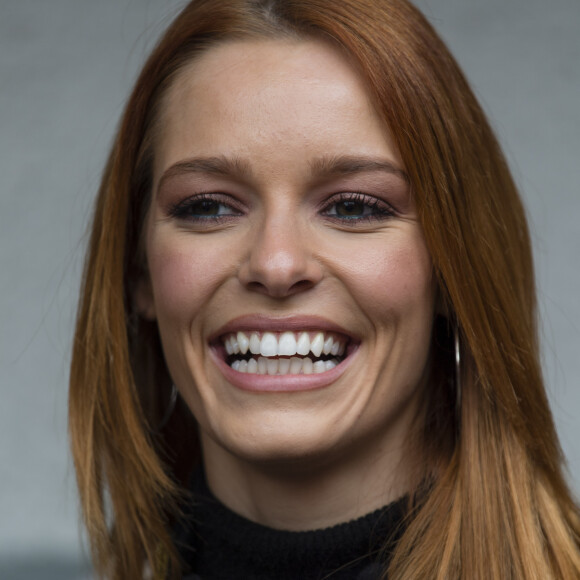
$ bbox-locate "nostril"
[245,281,267,294]
[245,278,314,298]
[288,280,315,294]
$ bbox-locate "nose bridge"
[239,200,321,297]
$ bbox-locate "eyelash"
[320,192,395,223]
[167,192,395,225]
[167,193,242,222]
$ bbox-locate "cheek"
[146,234,233,324]
[333,232,434,319]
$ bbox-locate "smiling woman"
[69,1,580,579]
[137,40,435,501]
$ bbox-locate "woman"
[69,0,580,578]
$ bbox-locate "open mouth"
[218,330,351,375]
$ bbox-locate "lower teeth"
[230,356,339,375]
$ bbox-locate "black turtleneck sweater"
[172,470,407,580]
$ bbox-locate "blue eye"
[322,193,394,222]
[168,194,241,221]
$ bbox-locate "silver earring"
[157,384,178,430]
[454,324,462,431]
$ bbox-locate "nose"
[237,214,323,298]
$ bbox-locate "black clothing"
[173,470,407,580]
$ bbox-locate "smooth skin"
[137,38,436,530]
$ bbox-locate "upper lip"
[208,314,359,343]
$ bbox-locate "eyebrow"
[309,155,409,183]
[157,153,408,192]
[157,156,253,191]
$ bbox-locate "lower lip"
[210,347,358,393]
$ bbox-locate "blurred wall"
[1,0,578,576]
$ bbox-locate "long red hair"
[69,1,580,578]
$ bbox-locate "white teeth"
[279,358,291,374]
[249,333,261,355]
[224,331,346,359]
[260,332,277,357]
[278,331,297,356]
[296,332,310,356]
[289,357,303,374]
[267,358,278,375]
[313,360,326,373]
[310,332,324,357]
[323,336,333,355]
[237,331,249,355]
[247,358,258,374]
[258,357,267,374]
[230,356,341,375]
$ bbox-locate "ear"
[434,283,450,319]
[134,273,157,320]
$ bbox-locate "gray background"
[1,0,578,577]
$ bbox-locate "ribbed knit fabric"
[173,470,407,580]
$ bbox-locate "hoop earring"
[454,324,462,433]
[157,384,178,430]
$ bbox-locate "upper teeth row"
[223,331,346,358]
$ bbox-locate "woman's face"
[139,38,436,471]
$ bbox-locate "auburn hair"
[69,0,580,578]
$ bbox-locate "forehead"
[161,37,373,113]
[154,38,402,181]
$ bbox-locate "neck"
[201,433,413,531]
